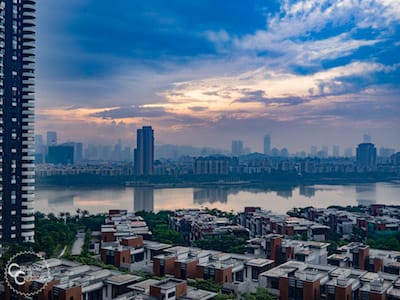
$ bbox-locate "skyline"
[35,0,400,151]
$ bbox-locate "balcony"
[21,223,35,230]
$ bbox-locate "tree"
[193,235,247,254]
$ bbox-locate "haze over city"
[35,0,400,151]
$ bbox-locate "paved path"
[58,245,67,257]
[71,230,85,256]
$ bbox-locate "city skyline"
[34,1,400,150]
[34,129,396,159]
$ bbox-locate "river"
[34,181,400,215]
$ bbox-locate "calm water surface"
[35,182,400,215]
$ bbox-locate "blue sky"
[36,0,400,152]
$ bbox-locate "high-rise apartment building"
[134,126,154,176]
[0,0,36,243]
[263,134,271,156]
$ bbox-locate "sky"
[35,0,400,153]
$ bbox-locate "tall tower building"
[46,130,57,146]
[356,143,377,169]
[263,134,271,156]
[134,126,154,176]
[0,0,36,243]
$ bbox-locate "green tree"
[193,235,247,254]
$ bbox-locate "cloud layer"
[36,0,400,151]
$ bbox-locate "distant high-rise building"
[263,134,271,156]
[344,147,353,157]
[280,148,289,157]
[356,143,377,169]
[35,134,43,153]
[332,145,340,157]
[310,146,317,157]
[231,140,244,156]
[322,145,329,157]
[271,147,280,157]
[75,142,83,162]
[1,0,36,243]
[47,131,57,146]
[363,134,372,143]
[134,126,154,176]
[113,139,123,161]
[35,134,44,163]
[379,147,395,158]
[46,144,74,165]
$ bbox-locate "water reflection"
[48,194,74,205]
[299,185,316,198]
[133,188,154,212]
[356,183,377,206]
[276,188,293,199]
[34,182,399,215]
[193,188,228,204]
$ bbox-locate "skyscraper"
[134,126,154,176]
[46,130,57,146]
[356,143,377,169]
[263,134,271,156]
[231,140,243,156]
[0,0,36,243]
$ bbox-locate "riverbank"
[36,172,400,188]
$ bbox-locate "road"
[71,230,85,256]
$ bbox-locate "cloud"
[90,106,168,119]
[35,0,400,150]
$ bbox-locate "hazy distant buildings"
[271,147,280,157]
[379,147,395,158]
[47,131,58,146]
[1,0,36,243]
[356,143,377,169]
[332,145,340,157]
[344,147,353,157]
[310,146,317,157]
[75,142,83,162]
[194,156,230,175]
[134,126,154,176]
[263,134,271,156]
[280,148,289,157]
[46,144,74,165]
[231,140,244,156]
[35,134,45,163]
